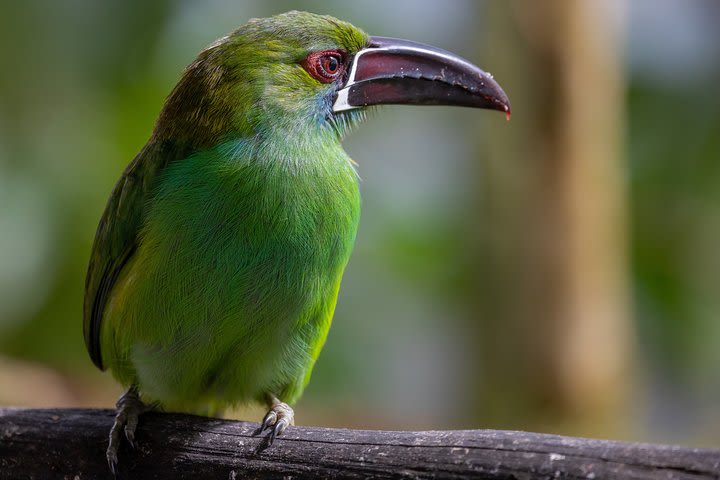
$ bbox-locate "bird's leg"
[256,393,294,445]
[107,385,151,475]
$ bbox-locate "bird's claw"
[256,398,294,446]
[269,417,290,445]
[107,386,147,476]
[107,450,118,477]
[258,410,277,434]
[125,427,137,449]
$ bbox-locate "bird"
[83,10,510,474]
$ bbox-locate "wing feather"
[82,140,193,369]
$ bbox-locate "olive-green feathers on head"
[154,11,369,148]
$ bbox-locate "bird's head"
[155,11,510,148]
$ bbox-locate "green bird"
[83,11,509,473]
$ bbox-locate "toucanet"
[83,11,510,473]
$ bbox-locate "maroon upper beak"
[333,36,510,118]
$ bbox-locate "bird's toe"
[257,396,294,445]
[106,386,148,475]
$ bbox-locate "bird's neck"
[215,124,356,178]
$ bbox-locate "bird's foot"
[107,386,150,476]
[255,395,294,446]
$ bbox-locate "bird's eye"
[302,50,347,84]
[322,56,339,74]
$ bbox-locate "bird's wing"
[83,140,193,370]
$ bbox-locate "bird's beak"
[333,36,511,119]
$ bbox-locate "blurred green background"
[1,0,718,446]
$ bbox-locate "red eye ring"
[302,49,347,84]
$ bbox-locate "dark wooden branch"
[1,408,718,480]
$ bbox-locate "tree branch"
[1,408,718,479]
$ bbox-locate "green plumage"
[84,14,510,460]
[84,12,366,413]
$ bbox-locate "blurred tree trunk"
[467,1,633,437]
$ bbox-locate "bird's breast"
[142,145,361,317]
